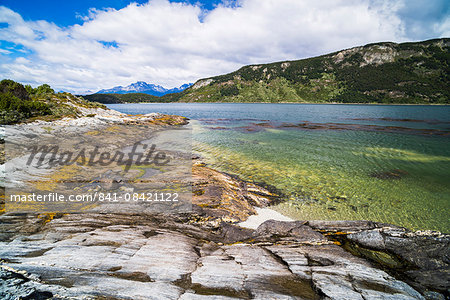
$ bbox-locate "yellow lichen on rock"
[33,164,82,191]
[37,212,57,224]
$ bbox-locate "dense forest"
[81,93,165,104]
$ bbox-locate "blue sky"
[0,0,448,93]
[0,0,223,26]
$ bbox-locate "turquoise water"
[108,103,450,232]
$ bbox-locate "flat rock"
[346,227,450,295]
[0,167,446,299]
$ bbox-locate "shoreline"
[107,101,450,106]
[1,106,449,299]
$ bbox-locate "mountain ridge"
[96,81,192,96]
[161,38,449,104]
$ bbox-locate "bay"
[108,103,450,232]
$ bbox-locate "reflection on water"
[109,103,450,232]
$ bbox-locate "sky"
[0,0,448,94]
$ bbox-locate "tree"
[24,84,35,95]
[35,84,54,95]
[0,79,30,100]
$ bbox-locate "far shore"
[105,101,450,105]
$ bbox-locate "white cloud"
[0,0,447,93]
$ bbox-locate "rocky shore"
[0,108,449,299]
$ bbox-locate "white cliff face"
[331,44,398,67]
[360,45,397,67]
[281,62,290,70]
[191,79,213,90]
[332,47,363,64]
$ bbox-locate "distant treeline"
[81,93,176,104]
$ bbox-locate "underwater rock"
[233,121,449,136]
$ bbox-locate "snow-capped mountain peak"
[96,81,192,96]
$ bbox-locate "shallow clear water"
[108,103,450,232]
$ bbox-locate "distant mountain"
[96,81,192,96]
[163,38,449,104]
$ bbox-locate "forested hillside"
[165,38,449,104]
